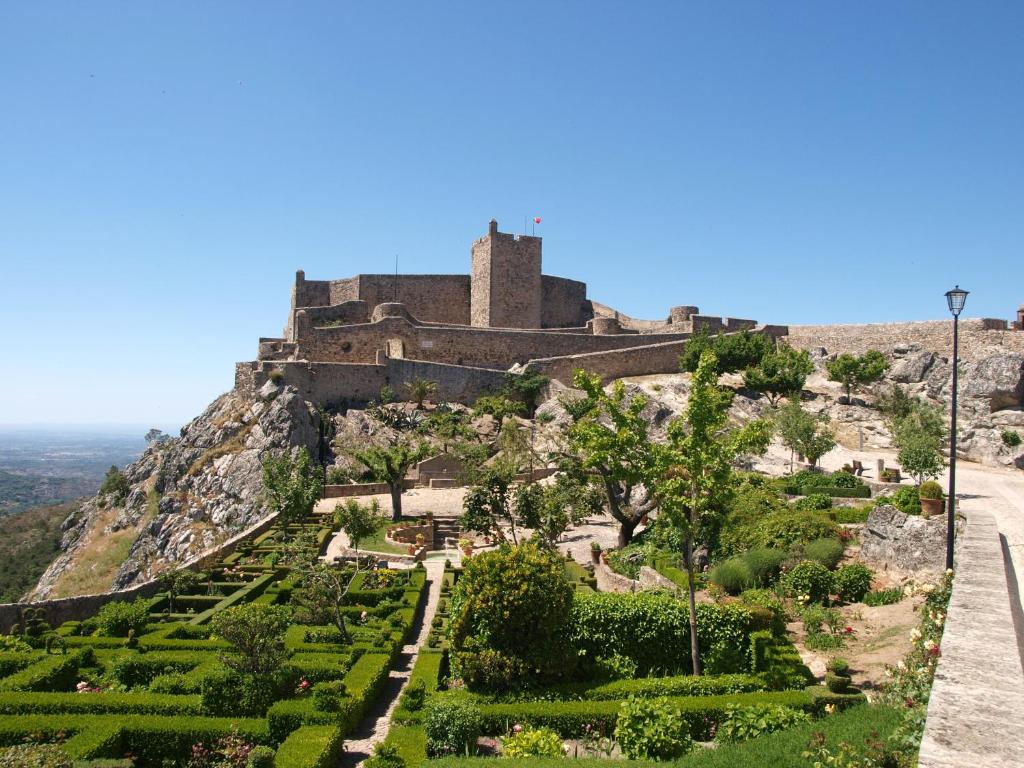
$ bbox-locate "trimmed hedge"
[275,724,345,768]
[0,690,202,716]
[0,652,39,678]
[787,485,871,499]
[476,689,820,740]
[0,649,91,692]
[393,650,445,724]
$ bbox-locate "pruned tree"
[742,344,814,406]
[826,350,888,402]
[774,399,836,469]
[353,441,431,521]
[210,603,291,675]
[563,370,659,547]
[890,399,946,485]
[333,497,386,554]
[262,447,322,537]
[158,568,202,614]
[655,349,772,675]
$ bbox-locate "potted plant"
[415,533,425,546]
[918,481,945,519]
[458,538,473,557]
[407,543,417,555]
[590,541,602,565]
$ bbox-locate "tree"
[563,370,660,547]
[460,461,520,543]
[158,568,202,614]
[654,349,772,676]
[512,469,604,548]
[354,440,431,521]
[262,448,322,536]
[210,603,290,675]
[742,344,814,406]
[472,394,525,422]
[503,371,550,416]
[825,350,888,401]
[890,399,946,485]
[419,406,475,452]
[680,329,774,375]
[145,428,171,445]
[99,465,129,504]
[333,498,385,554]
[774,399,836,468]
[405,377,438,409]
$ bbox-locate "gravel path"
[339,557,444,767]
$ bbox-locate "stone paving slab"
[918,510,1024,768]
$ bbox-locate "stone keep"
[470,219,542,329]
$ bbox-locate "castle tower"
[470,219,542,328]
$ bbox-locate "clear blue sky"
[1,2,1021,428]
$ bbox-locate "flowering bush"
[781,560,833,604]
[500,725,565,758]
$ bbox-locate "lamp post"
[944,285,968,570]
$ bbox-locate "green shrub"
[449,543,575,690]
[789,470,864,491]
[829,504,873,524]
[827,658,850,676]
[721,511,838,556]
[792,493,832,511]
[833,564,873,603]
[201,668,292,717]
[918,480,944,500]
[425,697,483,757]
[363,742,405,768]
[246,746,276,768]
[614,695,693,760]
[501,725,565,758]
[709,558,752,595]
[96,599,151,637]
[780,561,833,604]
[398,678,426,712]
[825,671,852,693]
[593,654,638,681]
[877,486,920,516]
[275,724,344,768]
[863,588,902,607]
[99,466,129,503]
[714,703,811,743]
[570,592,753,675]
[0,744,72,768]
[802,538,844,570]
[740,549,786,587]
[1002,429,1022,448]
[311,680,347,712]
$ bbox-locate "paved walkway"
[340,557,445,767]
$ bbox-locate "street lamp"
[944,285,968,570]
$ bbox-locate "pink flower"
[513,724,523,733]
[844,626,854,634]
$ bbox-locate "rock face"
[29,384,321,599]
[859,505,947,579]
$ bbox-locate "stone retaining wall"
[594,562,642,593]
[918,509,1024,767]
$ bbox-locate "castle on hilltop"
[235,220,785,406]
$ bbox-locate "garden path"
[339,557,444,767]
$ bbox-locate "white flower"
[897,661,907,671]
[910,628,922,642]
[924,639,937,651]
[920,583,936,594]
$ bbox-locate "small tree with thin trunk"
[333,498,385,555]
[655,349,771,676]
[563,370,659,548]
[742,344,814,406]
[826,350,888,402]
[159,569,202,614]
[354,440,431,521]
[774,399,837,469]
[262,447,322,537]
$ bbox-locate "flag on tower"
[533,216,541,224]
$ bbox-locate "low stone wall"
[323,482,393,499]
[918,509,1024,767]
[594,562,642,593]
[0,512,280,634]
[386,522,434,546]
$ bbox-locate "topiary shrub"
[425,697,483,757]
[246,746,276,768]
[741,548,787,587]
[448,543,575,690]
[364,742,404,768]
[918,480,944,500]
[714,703,811,743]
[709,558,752,595]
[833,563,873,603]
[398,678,426,712]
[802,538,845,570]
[96,598,151,637]
[877,486,920,516]
[614,695,693,760]
[780,561,833,604]
[501,725,565,758]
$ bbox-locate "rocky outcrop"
[859,505,947,578]
[30,383,321,598]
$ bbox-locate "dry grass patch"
[186,423,255,477]
[48,506,139,598]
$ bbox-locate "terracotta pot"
[920,497,944,519]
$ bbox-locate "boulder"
[960,353,1024,412]
[859,505,947,578]
[890,351,936,383]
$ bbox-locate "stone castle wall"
[785,318,1023,361]
[471,222,543,329]
[293,313,693,369]
[542,275,591,328]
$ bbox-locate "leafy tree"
[825,350,888,401]
[419,406,475,452]
[460,461,520,543]
[158,568,202,614]
[876,385,916,424]
[680,329,774,374]
[354,441,431,521]
[99,465,129,504]
[503,371,550,416]
[333,498,385,554]
[145,428,171,445]
[262,447,322,536]
[404,377,438,409]
[655,349,771,675]
[890,400,946,485]
[291,560,358,642]
[742,344,814,406]
[513,469,604,548]
[472,394,525,422]
[210,603,290,675]
[774,399,837,468]
[563,370,660,547]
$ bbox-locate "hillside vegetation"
[0,499,76,602]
